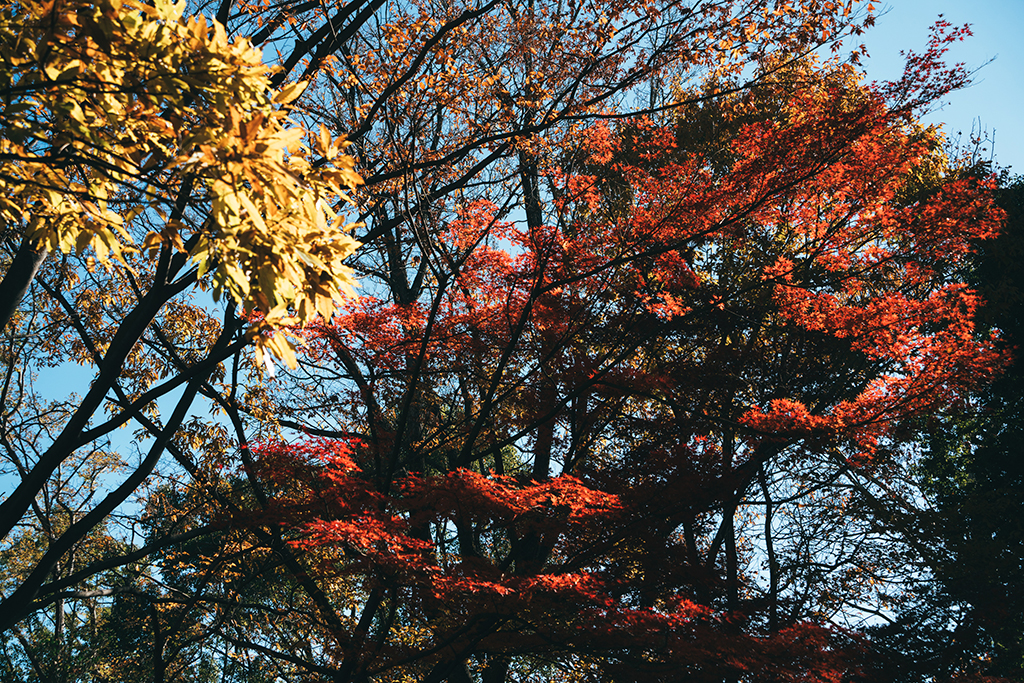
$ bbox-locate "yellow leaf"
[237,191,268,234]
[317,124,333,158]
[75,230,93,256]
[143,230,162,256]
[273,81,308,105]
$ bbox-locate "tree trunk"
[0,237,47,333]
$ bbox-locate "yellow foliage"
[0,0,363,366]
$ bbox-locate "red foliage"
[243,49,1006,682]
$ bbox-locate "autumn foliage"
[0,0,1014,681]
[235,41,1003,683]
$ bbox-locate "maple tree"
[232,41,1005,680]
[0,0,1012,681]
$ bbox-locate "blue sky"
[859,0,1024,173]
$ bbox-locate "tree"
[176,32,1001,682]
[0,0,364,644]
[860,172,1024,683]
[1,0,1005,681]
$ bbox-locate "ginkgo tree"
[0,0,1010,681]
